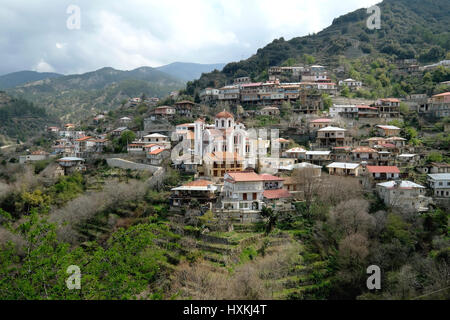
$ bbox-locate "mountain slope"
[0,91,58,142]
[0,71,62,90]
[187,0,450,93]
[7,67,185,121]
[156,62,226,81]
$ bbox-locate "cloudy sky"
[1,0,380,75]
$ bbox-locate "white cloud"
[0,0,381,75]
[34,59,56,73]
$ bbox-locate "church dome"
[216,110,234,119]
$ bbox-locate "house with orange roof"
[374,98,401,118]
[352,146,378,163]
[430,92,450,117]
[363,166,401,189]
[170,179,217,211]
[147,148,170,166]
[74,136,96,157]
[222,171,264,213]
[309,118,333,130]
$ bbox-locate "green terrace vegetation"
[0,158,448,299]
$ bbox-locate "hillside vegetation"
[0,92,57,142]
[187,0,450,93]
[7,67,185,121]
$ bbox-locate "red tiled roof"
[175,100,195,105]
[357,105,377,110]
[148,149,165,155]
[310,118,331,123]
[432,92,450,97]
[380,98,400,103]
[260,174,284,182]
[216,110,234,119]
[75,136,92,142]
[367,166,400,174]
[184,180,213,187]
[31,150,49,155]
[379,143,397,149]
[263,189,292,199]
[226,171,263,182]
[352,147,377,153]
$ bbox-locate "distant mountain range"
[7,66,185,121]
[0,61,226,91]
[155,62,226,81]
[0,71,62,90]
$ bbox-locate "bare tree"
[329,199,376,239]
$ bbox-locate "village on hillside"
[14,62,450,222]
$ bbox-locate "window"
[221,120,225,127]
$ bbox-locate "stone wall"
[106,158,160,173]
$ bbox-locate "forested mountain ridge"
[0,71,63,90]
[0,92,58,142]
[7,67,185,121]
[186,0,450,93]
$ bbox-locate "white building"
[329,105,358,118]
[222,171,264,212]
[427,173,450,198]
[376,180,430,213]
[338,78,363,89]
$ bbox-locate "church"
[173,110,281,180]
